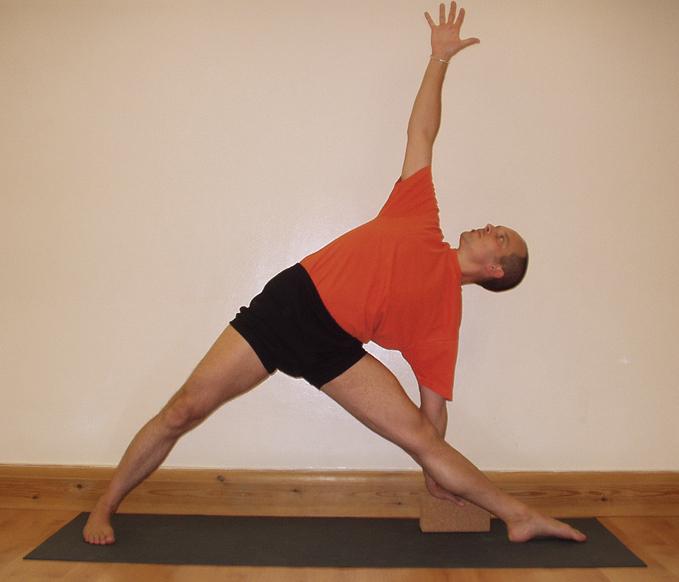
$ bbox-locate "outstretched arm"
[401,2,479,180]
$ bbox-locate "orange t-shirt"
[300,165,462,401]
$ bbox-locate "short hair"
[478,251,529,293]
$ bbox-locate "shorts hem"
[306,349,368,390]
[229,318,278,374]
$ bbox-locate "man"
[84,2,586,545]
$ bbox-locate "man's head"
[457,224,528,292]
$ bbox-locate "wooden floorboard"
[1,509,677,581]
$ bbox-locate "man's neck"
[454,247,480,286]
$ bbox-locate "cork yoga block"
[419,493,492,532]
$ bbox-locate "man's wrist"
[430,54,450,64]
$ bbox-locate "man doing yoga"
[84,2,587,545]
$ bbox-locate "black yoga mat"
[25,513,646,569]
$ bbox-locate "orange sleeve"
[377,165,438,219]
[401,339,459,401]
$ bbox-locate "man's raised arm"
[401,2,479,179]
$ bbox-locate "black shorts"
[229,263,368,389]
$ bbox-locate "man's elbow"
[419,385,446,415]
[407,124,438,144]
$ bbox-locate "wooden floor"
[1,509,678,581]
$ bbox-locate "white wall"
[1,0,677,471]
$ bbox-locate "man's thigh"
[167,324,273,419]
[320,353,432,455]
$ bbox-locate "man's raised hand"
[425,2,480,61]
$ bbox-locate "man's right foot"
[82,499,116,545]
[506,508,587,543]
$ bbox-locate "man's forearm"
[421,400,449,485]
[421,400,448,438]
[406,57,449,141]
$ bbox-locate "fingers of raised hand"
[427,3,464,30]
[440,2,448,25]
[447,2,458,25]
[424,11,435,28]
[462,37,480,49]
[454,6,466,29]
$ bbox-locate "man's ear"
[485,263,505,280]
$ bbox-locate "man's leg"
[321,353,587,543]
[83,324,272,544]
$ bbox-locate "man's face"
[458,224,527,270]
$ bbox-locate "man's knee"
[159,389,206,434]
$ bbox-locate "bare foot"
[83,499,116,545]
[507,509,588,543]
